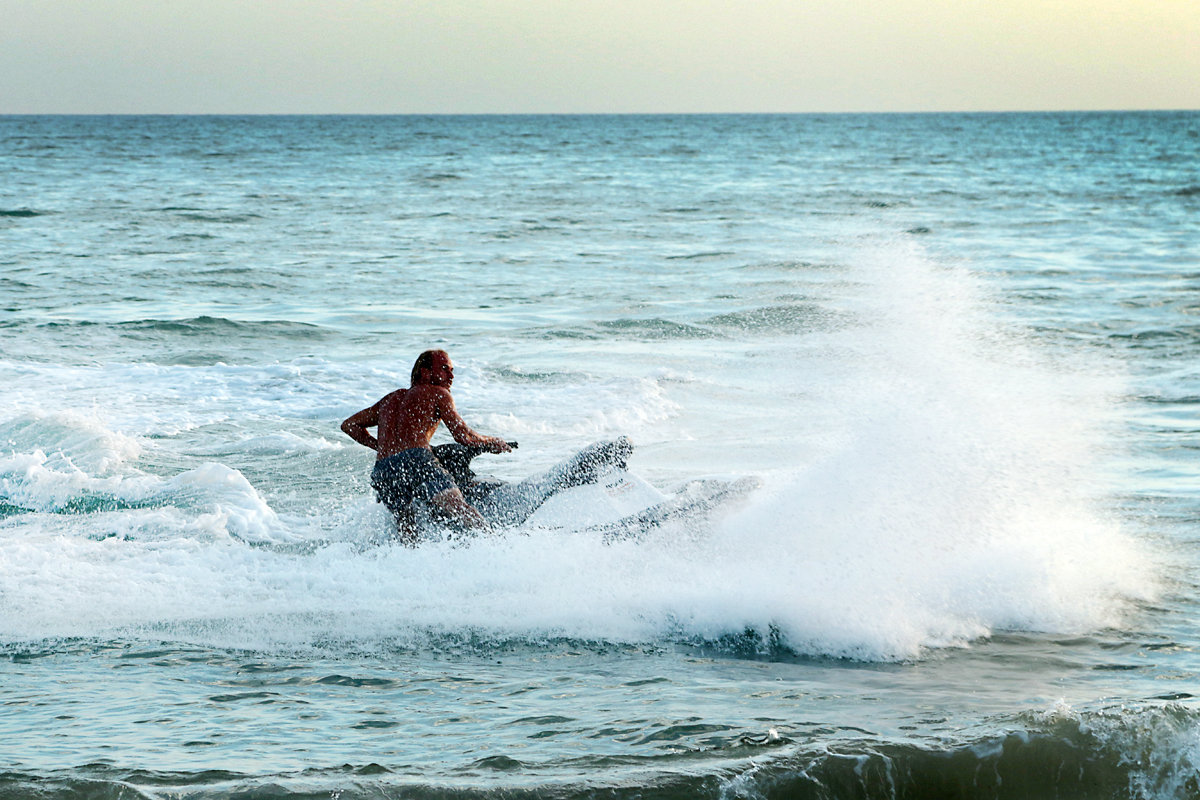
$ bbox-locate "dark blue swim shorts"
[370,447,456,514]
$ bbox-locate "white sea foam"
[1,450,294,544]
[0,244,1156,660]
[693,242,1155,657]
[1,450,146,511]
[191,431,340,456]
[0,411,144,474]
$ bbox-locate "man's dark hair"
[411,349,447,385]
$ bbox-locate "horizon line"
[2,108,1198,118]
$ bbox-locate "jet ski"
[421,436,758,540]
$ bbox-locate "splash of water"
[696,242,1154,658]
[0,245,1155,660]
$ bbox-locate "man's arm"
[341,402,381,451]
[437,390,512,453]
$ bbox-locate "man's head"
[411,349,454,387]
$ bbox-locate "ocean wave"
[719,704,1200,800]
[166,232,217,241]
[115,316,330,338]
[486,366,595,384]
[0,411,144,475]
[28,316,332,337]
[415,171,464,183]
[0,450,295,546]
[15,317,336,361]
[169,210,263,223]
[736,260,843,273]
[539,306,839,342]
[538,319,718,341]
[189,431,340,457]
[703,304,843,334]
[0,704,1194,799]
[665,251,736,261]
[598,318,720,339]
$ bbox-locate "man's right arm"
[437,389,512,453]
[341,402,381,451]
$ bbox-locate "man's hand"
[485,437,514,454]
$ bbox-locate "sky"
[2,0,1197,114]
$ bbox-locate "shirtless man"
[341,349,511,541]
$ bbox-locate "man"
[341,349,512,541]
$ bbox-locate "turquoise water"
[1,113,1198,798]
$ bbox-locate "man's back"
[374,384,451,457]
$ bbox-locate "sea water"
[1,113,1198,798]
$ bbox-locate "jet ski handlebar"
[432,441,519,487]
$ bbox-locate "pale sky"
[2,0,1196,114]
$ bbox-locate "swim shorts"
[370,448,456,515]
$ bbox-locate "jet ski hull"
[421,437,755,539]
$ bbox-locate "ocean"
[1,112,1197,798]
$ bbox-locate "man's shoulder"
[390,384,449,412]
[378,388,408,406]
[408,383,451,398]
